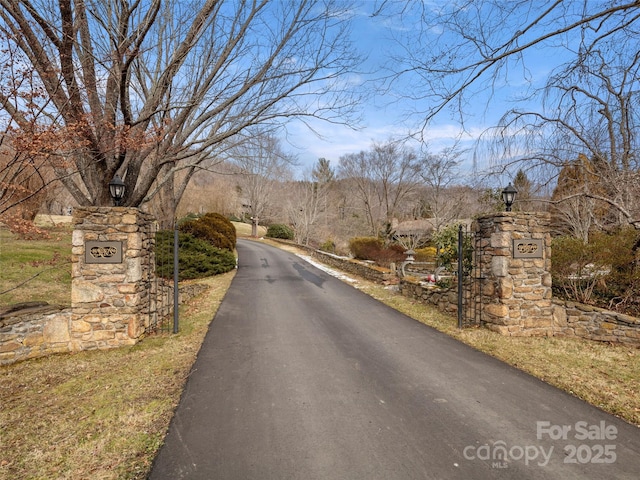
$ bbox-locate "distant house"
[391,218,473,243]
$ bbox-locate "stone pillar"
[475,212,553,336]
[71,207,156,350]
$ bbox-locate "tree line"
[3,0,640,242]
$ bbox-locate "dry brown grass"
[0,227,72,307]
[0,271,235,480]
[231,221,267,238]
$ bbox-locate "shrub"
[349,237,383,260]
[319,239,336,254]
[552,235,603,304]
[415,246,437,262]
[155,230,236,280]
[266,224,294,240]
[431,224,473,274]
[199,212,236,246]
[552,229,640,312]
[373,243,406,267]
[348,237,405,267]
[178,213,200,224]
[179,212,236,251]
[1,214,50,240]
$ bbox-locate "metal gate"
[146,222,174,334]
[457,225,483,328]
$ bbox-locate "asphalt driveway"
[149,239,640,479]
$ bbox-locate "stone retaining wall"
[0,283,208,365]
[398,277,640,346]
[398,281,458,317]
[274,236,640,346]
[552,299,640,345]
[305,248,640,347]
[0,303,72,365]
[311,250,396,284]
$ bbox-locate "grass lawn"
[0,227,73,307]
[231,220,267,238]
[0,230,638,479]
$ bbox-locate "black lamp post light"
[109,174,126,206]
[502,184,517,212]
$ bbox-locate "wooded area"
[4,1,640,310]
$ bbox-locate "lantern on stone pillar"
[501,184,517,212]
[108,175,126,206]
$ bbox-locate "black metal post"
[173,220,179,334]
[457,224,463,329]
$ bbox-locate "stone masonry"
[475,212,553,336]
[71,207,156,350]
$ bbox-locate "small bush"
[432,224,473,274]
[199,212,236,246]
[179,213,236,251]
[1,214,50,240]
[155,230,236,280]
[180,219,232,251]
[415,246,437,262]
[348,237,405,267]
[178,213,200,224]
[552,229,640,312]
[349,237,383,260]
[266,224,294,240]
[319,239,336,254]
[373,243,406,267]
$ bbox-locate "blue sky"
[282,4,488,177]
[284,2,566,182]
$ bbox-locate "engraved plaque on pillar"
[513,239,543,259]
[85,241,123,264]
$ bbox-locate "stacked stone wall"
[70,207,156,350]
[0,304,72,365]
[399,281,458,316]
[311,250,396,284]
[275,231,640,346]
[552,299,640,345]
[475,212,553,336]
[0,282,207,365]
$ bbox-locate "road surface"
[149,239,640,479]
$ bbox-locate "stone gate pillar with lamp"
[473,187,553,335]
[69,176,157,350]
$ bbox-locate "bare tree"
[0,1,362,225]
[311,157,335,230]
[380,1,640,127]
[287,180,322,246]
[485,34,640,229]
[338,139,423,238]
[381,1,640,229]
[419,146,466,232]
[550,153,618,240]
[0,133,48,219]
[231,132,294,237]
[177,161,239,219]
[287,158,336,245]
